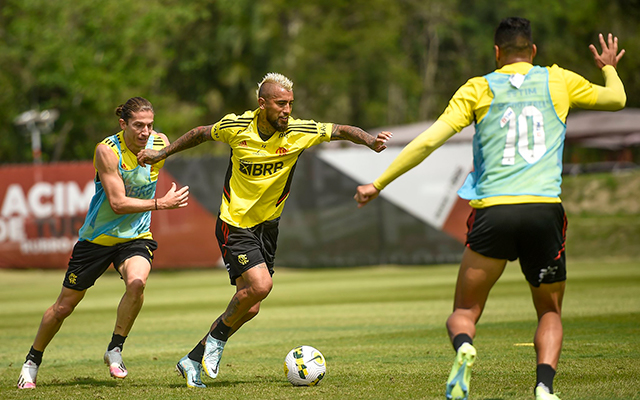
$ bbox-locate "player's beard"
[269,115,289,132]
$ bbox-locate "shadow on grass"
[167,375,288,389]
[47,376,120,387]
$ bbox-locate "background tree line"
[0,0,637,163]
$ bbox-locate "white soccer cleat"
[202,335,226,378]
[176,355,206,388]
[104,347,128,379]
[17,360,38,389]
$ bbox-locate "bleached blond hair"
[256,72,294,99]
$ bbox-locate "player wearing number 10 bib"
[354,17,626,400]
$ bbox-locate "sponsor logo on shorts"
[538,265,558,283]
[68,273,78,285]
[238,254,249,266]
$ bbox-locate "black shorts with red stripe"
[64,239,157,291]
[465,203,567,287]
[215,216,279,285]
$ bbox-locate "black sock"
[26,346,43,366]
[188,342,205,362]
[209,320,232,342]
[452,333,473,352]
[536,363,556,394]
[108,334,127,351]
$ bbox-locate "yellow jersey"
[210,109,332,228]
[373,63,625,208]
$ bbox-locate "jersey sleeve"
[372,76,484,190]
[210,118,232,144]
[593,65,626,110]
[210,112,254,144]
[150,134,167,170]
[556,64,625,111]
[554,65,600,109]
[287,118,333,148]
[438,76,489,132]
[93,136,120,169]
[373,120,456,190]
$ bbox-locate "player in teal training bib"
[458,66,566,200]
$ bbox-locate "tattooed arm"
[330,124,392,153]
[137,125,214,166]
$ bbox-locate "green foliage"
[562,170,640,216]
[561,170,640,259]
[1,0,638,162]
[0,0,202,162]
[1,261,639,399]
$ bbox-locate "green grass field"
[1,261,639,399]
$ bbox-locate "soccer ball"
[284,345,326,386]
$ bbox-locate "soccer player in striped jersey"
[355,18,626,400]
[137,72,392,388]
[17,97,189,389]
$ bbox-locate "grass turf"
[1,260,639,399]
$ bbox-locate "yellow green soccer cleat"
[446,342,477,400]
[535,386,561,400]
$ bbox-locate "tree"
[0,0,637,163]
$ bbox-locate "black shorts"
[215,217,279,285]
[63,239,158,291]
[465,203,567,287]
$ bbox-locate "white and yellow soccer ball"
[284,345,326,386]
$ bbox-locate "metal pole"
[14,109,58,164]
[27,120,42,164]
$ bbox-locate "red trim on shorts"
[554,212,568,260]
[466,208,477,235]
[221,220,230,257]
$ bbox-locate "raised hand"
[370,131,393,153]
[157,182,189,210]
[589,33,625,69]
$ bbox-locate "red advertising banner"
[0,162,220,269]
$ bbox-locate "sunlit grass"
[1,261,639,399]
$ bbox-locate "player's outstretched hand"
[589,33,625,69]
[354,183,380,208]
[137,148,164,166]
[370,131,393,153]
[157,182,189,210]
